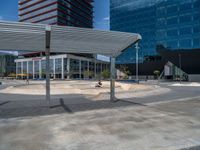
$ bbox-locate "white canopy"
[50,25,141,57]
[0,21,46,52]
[0,21,142,102]
[0,21,141,57]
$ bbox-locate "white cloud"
[97,54,110,62]
[103,17,110,21]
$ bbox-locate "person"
[95,80,102,88]
[26,77,29,85]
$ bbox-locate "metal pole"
[94,60,97,79]
[110,57,116,102]
[61,57,64,79]
[33,60,35,79]
[16,62,18,79]
[45,25,51,106]
[39,60,42,79]
[67,58,70,79]
[79,59,81,79]
[21,62,23,75]
[53,59,56,79]
[135,43,139,84]
[27,61,29,81]
[179,54,182,83]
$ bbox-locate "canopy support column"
[45,26,51,106]
[110,57,116,102]
[135,42,139,84]
[61,57,64,80]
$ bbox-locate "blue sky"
[94,0,110,30]
[0,0,110,30]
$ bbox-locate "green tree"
[101,70,110,79]
[41,69,46,78]
[83,70,94,79]
[0,67,5,77]
[119,65,130,79]
[153,70,160,79]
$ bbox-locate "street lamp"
[135,43,139,84]
[179,54,182,83]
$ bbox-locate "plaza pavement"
[0,98,200,150]
[0,80,200,149]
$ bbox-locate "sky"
[94,0,110,30]
[0,0,110,30]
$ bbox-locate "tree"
[41,69,46,78]
[83,70,94,79]
[0,67,5,77]
[153,70,160,79]
[101,70,110,79]
[119,65,130,79]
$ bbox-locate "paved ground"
[1,80,200,150]
[0,99,200,150]
[1,80,200,118]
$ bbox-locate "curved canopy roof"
[0,21,141,57]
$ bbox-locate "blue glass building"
[110,0,200,64]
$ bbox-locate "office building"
[19,0,93,28]
[0,52,17,77]
[110,0,200,76]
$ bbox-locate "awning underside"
[0,21,141,57]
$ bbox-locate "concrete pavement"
[1,80,200,149]
[0,99,200,150]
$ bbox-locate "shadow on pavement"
[50,98,73,113]
[0,95,145,119]
[0,101,10,106]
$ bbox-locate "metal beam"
[45,26,51,106]
[110,57,116,102]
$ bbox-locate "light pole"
[135,43,139,84]
[179,54,182,83]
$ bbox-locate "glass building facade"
[18,0,93,28]
[0,53,16,76]
[15,54,109,79]
[110,0,200,64]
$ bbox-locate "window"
[167,17,178,25]
[167,29,178,37]
[70,59,79,72]
[179,27,192,35]
[167,40,178,48]
[55,58,62,74]
[167,5,178,14]
[28,61,33,74]
[180,3,192,11]
[193,38,200,47]
[180,39,192,48]
[179,15,191,23]
[16,62,21,74]
[34,61,39,74]
[193,26,200,34]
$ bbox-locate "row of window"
[158,37,200,49]
[19,4,57,20]
[16,58,109,76]
[19,0,57,15]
